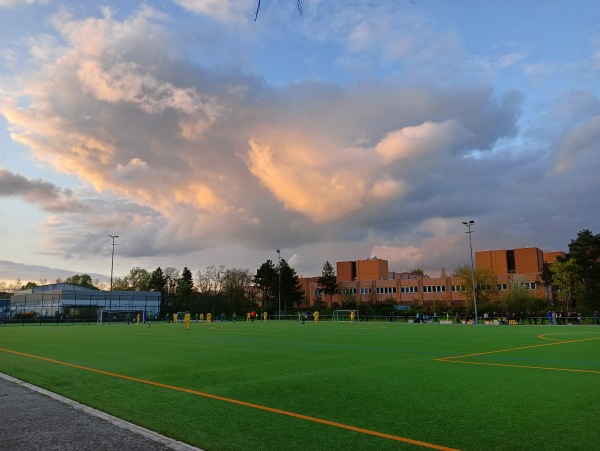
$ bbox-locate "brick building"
[300,247,565,309]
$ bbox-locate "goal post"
[332,309,359,322]
[99,309,143,324]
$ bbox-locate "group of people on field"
[297,311,320,325]
[480,311,590,325]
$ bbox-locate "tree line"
[3,229,599,316]
[0,259,307,317]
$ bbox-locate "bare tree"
[195,265,225,296]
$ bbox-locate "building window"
[360,288,372,294]
[451,285,466,292]
[423,285,446,293]
[400,286,418,293]
[342,288,356,295]
[497,284,508,291]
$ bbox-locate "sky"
[1,0,599,286]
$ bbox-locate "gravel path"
[0,373,202,451]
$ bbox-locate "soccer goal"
[99,309,142,324]
[332,309,359,322]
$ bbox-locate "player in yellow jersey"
[313,311,319,325]
[173,313,178,324]
[350,310,355,323]
[184,312,191,330]
[263,311,268,322]
[246,312,251,322]
[206,312,212,324]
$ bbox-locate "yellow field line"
[0,347,459,451]
[436,335,600,374]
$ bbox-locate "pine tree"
[317,261,338,306]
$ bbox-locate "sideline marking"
[0,347,459,451]
[436,335,600,374]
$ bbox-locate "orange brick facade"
[300,248,562,309]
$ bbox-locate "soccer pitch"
[1,320,599,450]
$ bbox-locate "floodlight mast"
[109,235,119,322]
[277,249,281,320]
[462,221,477,324]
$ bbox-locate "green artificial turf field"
[1,320,599,450]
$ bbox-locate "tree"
[410,268,427,277]
[163,267,180,310]
[504,275,534,314]
[221,268,254,314]
[453,264,495,314]
[149,267,167,293]
[317,261,338,307]
[568,229,600,308]
[176,267,194,312]
[111,277,130,291]
[65,274,99,290]
[125,267,151,291]
[279,259,304,310]
[20,281,38,290]
[550,258,581,313]
[149,267,168,312]
[253,260,278,309]
[195,265,225,296]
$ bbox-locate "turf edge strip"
[0,347,459,451]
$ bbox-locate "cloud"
[0,167,89,212]
[0,5,526,263]
[0,260,107,286]
[171,0,255,21]
[552,115,600,172]
[0,0,49,7]
[375,120,472,163]
[6,2,594,281]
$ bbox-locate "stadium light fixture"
[109,235,119,321]
[462,221,477,324]
[277,249,281,320]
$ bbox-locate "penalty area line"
[436,336,600,374]
[0,347,459,451]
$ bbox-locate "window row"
[423,285,446,293]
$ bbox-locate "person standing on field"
[184,312,191,330]
[350,310,355,323]
[313,311,319,326]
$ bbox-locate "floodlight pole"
[109,235,118,321]
[462,221,478,324]
[277,249,281,320]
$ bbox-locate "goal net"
[332,310,359,322]
[99,309,142,324]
